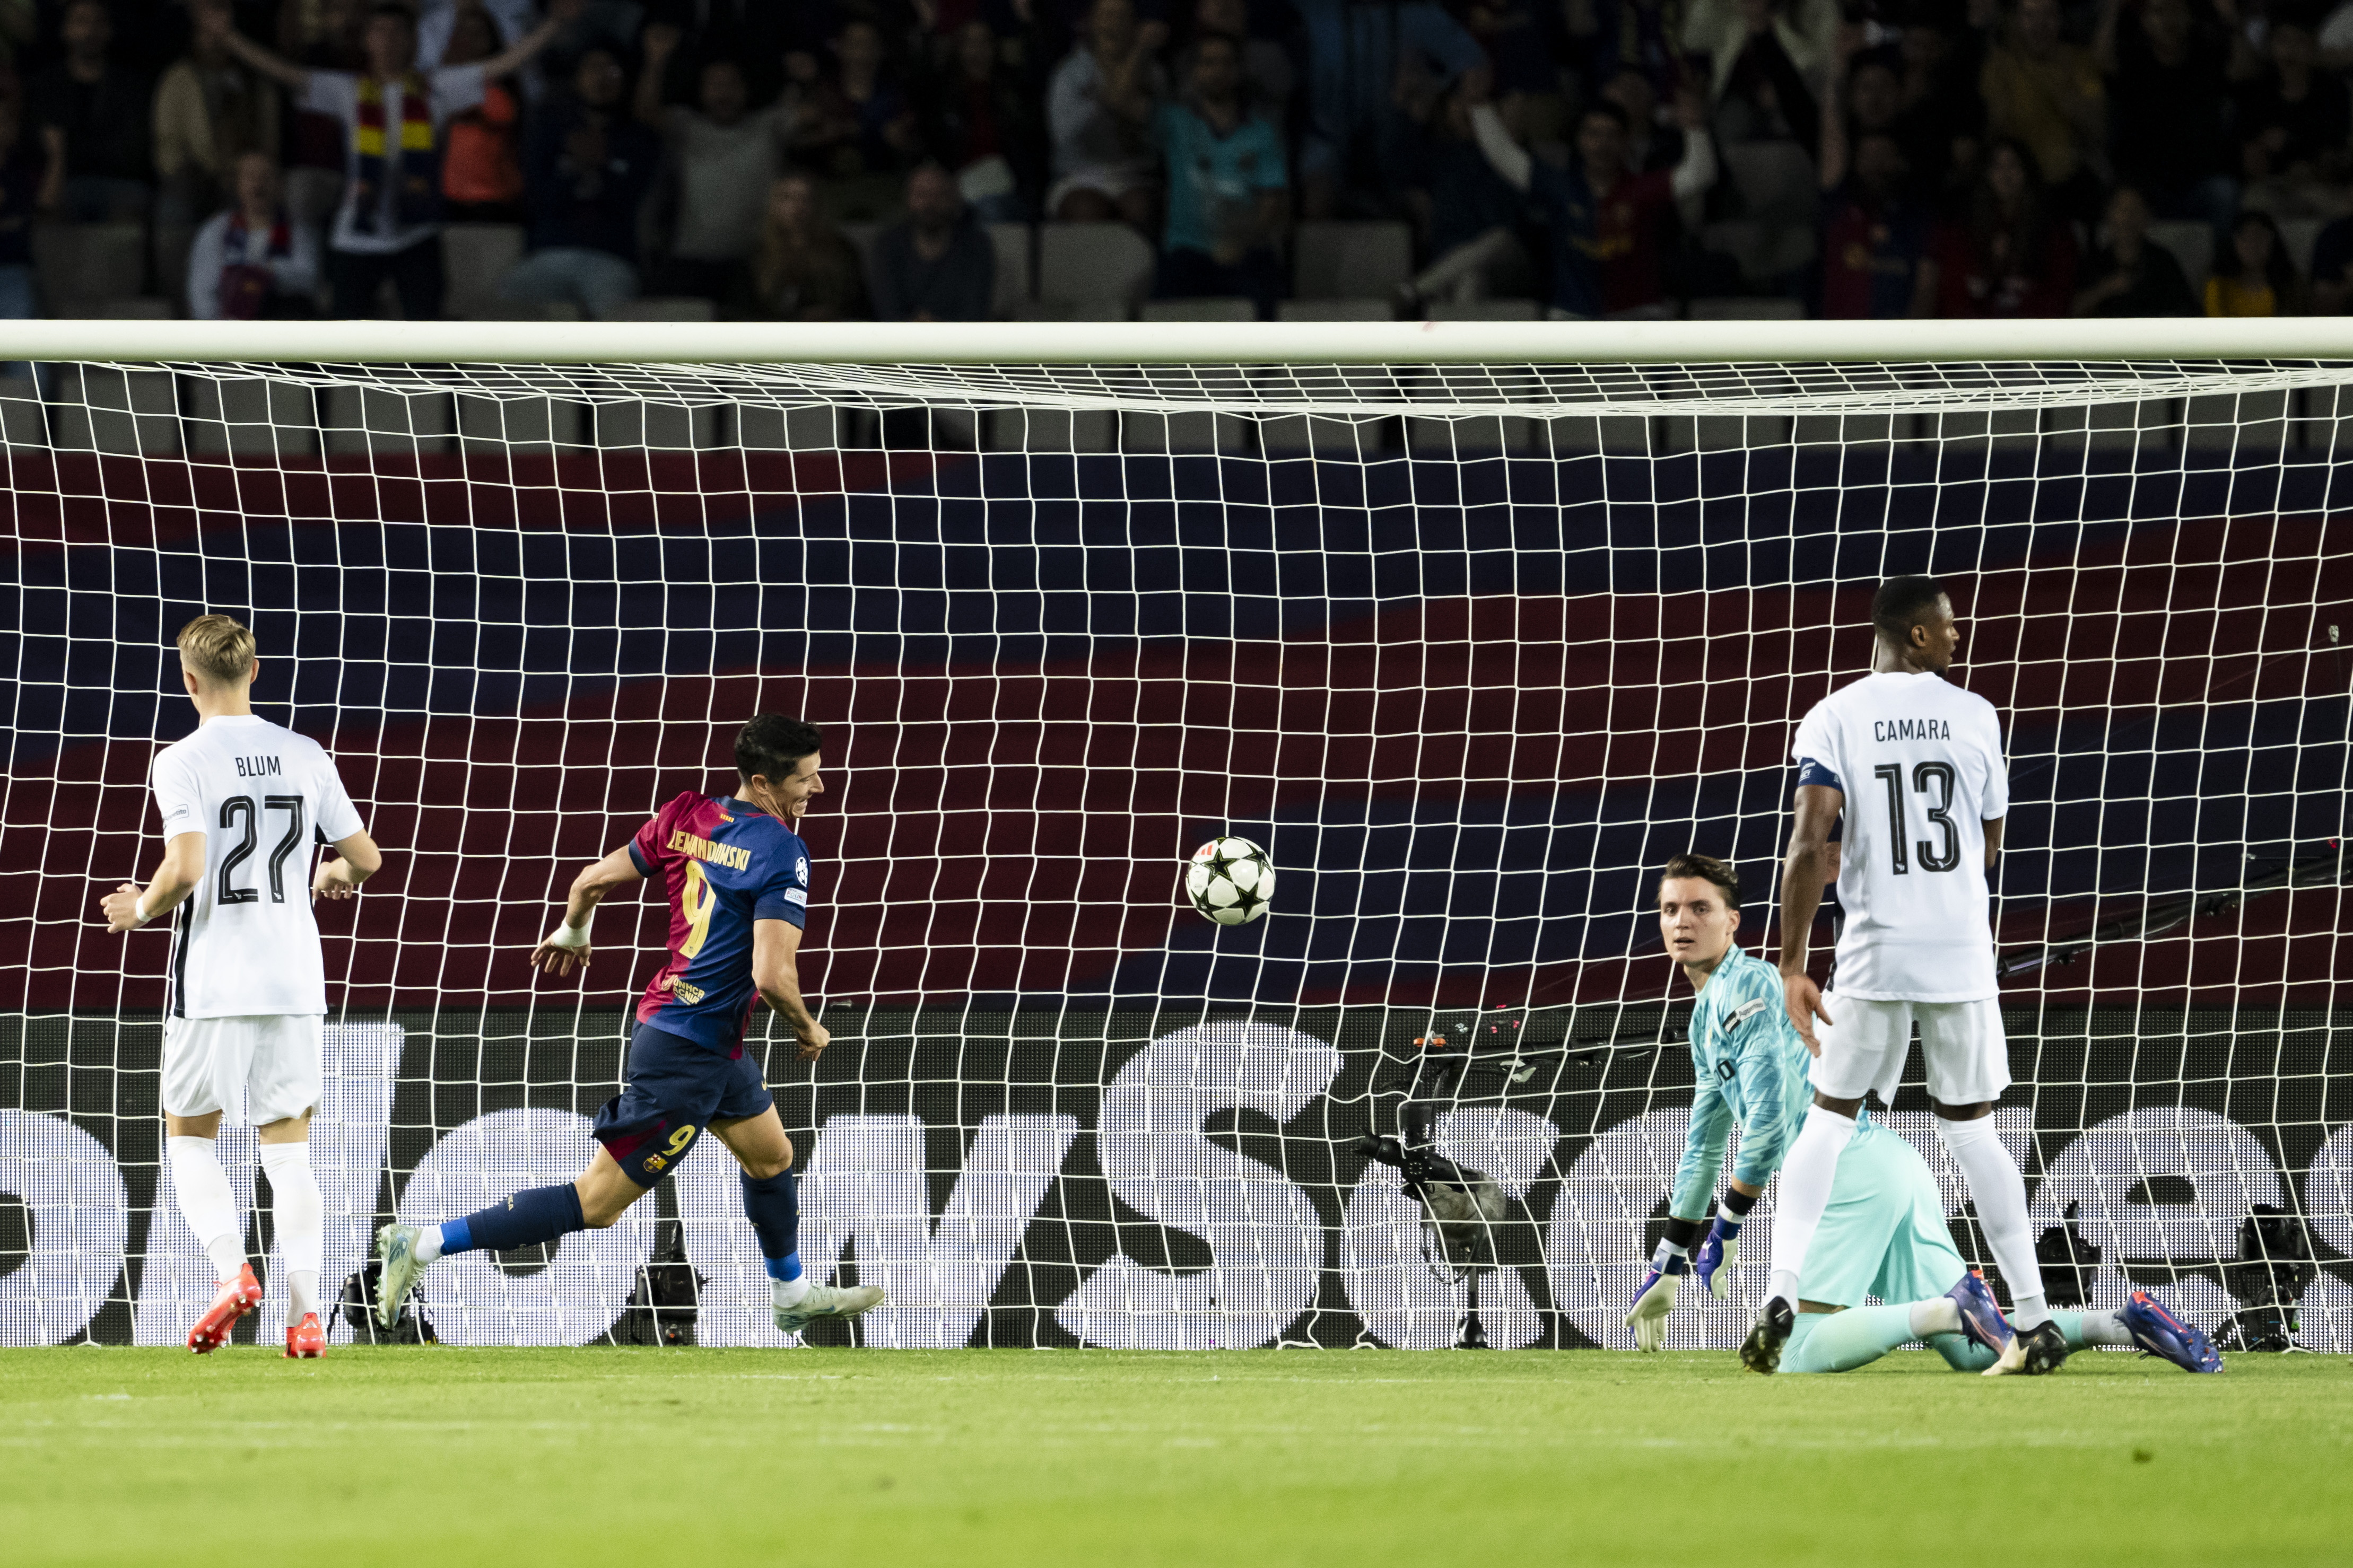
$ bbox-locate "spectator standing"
[2071,183,2199,316]
[1933,137,2076,317]
[1817,42,1934,319]
[2234,20,2350,220]
[2095,0,2237,230]
[1890,17,1984,201]
[735,170,867,319]
[153,13,281,223]
[1398,72,1538,308]
[1185,0,1290,118]
[186,148,321,317]
[501,43,660,317]
[205,0,575,318]
[637,21,792,301]
[791,18,921,220]
[2205,207,2298,315]
[1149,30,1287,314]
[1290,0,1484,218]
[868,160,996,319]
[32,0,155,221]
[437,4,525,222]
[413,0,537,68]
[1047,0,1166,223]
[1469,89,1718,318]
[922,18,1045,222]
[1979,0,2104,218]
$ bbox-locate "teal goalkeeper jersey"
[1669,945,1815,1220]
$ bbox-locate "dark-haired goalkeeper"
[1625,853,2220,1376]
[373,715,885,1337]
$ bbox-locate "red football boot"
[187,1264,264,1354]
[284,1313,326,1360]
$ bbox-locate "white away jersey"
[150,715,365,1019]
[1790,670,2009,1001]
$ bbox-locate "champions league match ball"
[1185,837,1275,925]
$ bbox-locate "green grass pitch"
[5,1347,2348,1566]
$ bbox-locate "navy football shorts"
[591,1020,775,1188]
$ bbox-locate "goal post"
[0,321,2346,1353]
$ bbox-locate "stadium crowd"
[3,0,2353,320]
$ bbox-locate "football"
[1184,836,1275,925]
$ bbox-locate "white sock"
[1909,1298,1963,1338]
[166,1135,246,1281]
[414,1225,445,1264]
[2077,1310,2134,1347]
[772,1275,811,1310]
[1765,1106,1855,1308]
[258,1142,324,1322]
[1936,1115,2049,1329]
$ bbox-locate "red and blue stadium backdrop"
[2,438,2349,1349]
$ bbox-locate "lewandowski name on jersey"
[628,792,813,1057]
[1792,671,2009,1004]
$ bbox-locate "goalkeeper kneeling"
[1625,853,2220,1375]
[1635,1106,2220,1376]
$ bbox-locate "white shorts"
[161,1014,323,1125]
[1809,995,2010,1108]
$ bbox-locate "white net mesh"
[1,355,2347,1351]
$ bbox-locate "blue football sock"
[740,1168,802,1280]
[445,1182,586,1254]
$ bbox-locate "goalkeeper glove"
[1625,1266,1679,1351]
[1694,1216,1741,1299]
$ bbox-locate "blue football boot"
[1945,1269,2019,1367]
[2119,1290,2225,1373]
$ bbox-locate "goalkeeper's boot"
[774,1282,888,1338]
[1947,1269,2019,1369]
[373,1223,431,1332]
[187,1264,264,1354]
[2119,1290,2224,1373]
[284,1313,326,1360]
[1739,1297,1794,1374]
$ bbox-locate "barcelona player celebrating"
[372,715,884,1338]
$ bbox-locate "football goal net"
[1,318,2347,1354]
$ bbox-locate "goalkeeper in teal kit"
[1624,853,2220,1375]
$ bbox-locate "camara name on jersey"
[1871,717,1954,742]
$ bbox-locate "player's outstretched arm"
[99,831,207,934]
[753,918,830,1061]
[528,845,647,976]
[1627,1078,1730,1348]
[1778,783,1843,1052]
[313,830,383,900]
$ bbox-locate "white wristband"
[546,919,591,950]
[131,894,155,926]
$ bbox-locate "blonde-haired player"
[101,615,382,1356]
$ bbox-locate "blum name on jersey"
[1791,670,2009,1004]
[151,714,365,1020]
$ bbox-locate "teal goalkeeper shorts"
[1793,1119,1969,1309]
